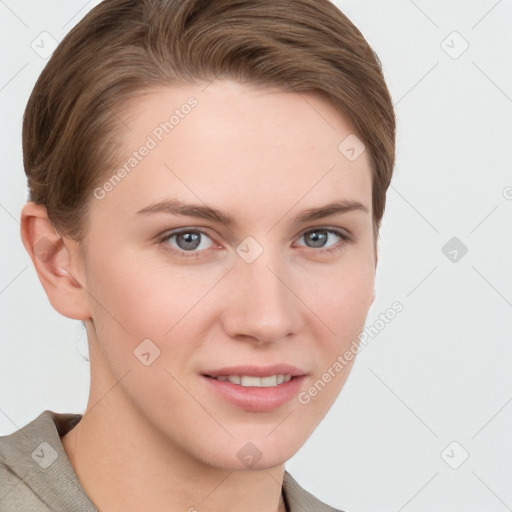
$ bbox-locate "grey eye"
[176,232,201,250]
[299,229,341,249]
[165,231,214,252]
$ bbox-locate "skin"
[21,79,376,512]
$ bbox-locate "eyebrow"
[136,198,368,227]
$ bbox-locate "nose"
[220,252,303,344]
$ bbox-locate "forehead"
[94,80,372,220]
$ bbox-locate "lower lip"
[202,375,306,412]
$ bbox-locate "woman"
[0,0,395,510]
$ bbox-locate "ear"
[20,202,91,321]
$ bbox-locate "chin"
[199,431,306,472]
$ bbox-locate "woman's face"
[77,79,375,469]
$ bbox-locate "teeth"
[261,375,278,387]
[215,375,292,387]
[241,376,262,387]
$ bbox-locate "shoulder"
[282,471,347,512]
[0,410,96,511]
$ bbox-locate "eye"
[158,226,351,259]
[295,228,350,251]
[160,229,215,256]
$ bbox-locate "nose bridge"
[222,244,300,342]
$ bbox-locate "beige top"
[0,410,343,511]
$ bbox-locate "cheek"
[296,264,374,414]
[85,247,221,361]
[84,246,166,349]
[298,257,375,394]
[304,255,374,330]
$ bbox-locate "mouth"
[201,365,307,412]
[206,374,293,387]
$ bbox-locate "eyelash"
[158,227,353,259]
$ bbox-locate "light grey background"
[1,1,511,511]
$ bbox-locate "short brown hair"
[22,0,395,245]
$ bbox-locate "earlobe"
[20,202,91,320]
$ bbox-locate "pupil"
[307,230,327,248]
[177,232,200,250]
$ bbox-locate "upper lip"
[203,364,306,378]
